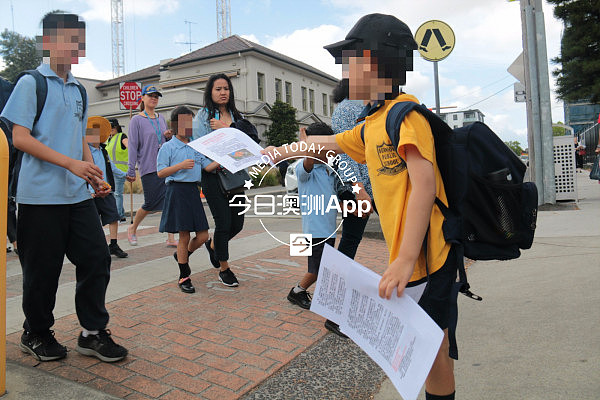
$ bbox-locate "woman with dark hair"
[191,73,245,287]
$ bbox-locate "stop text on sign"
[119,81,142,110]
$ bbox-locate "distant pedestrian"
[158,106,214,293]
[106,118,128,221]
[1,11,127,363]
[596,113,600,155]
[126,84,177,247]
[575,136,585,172]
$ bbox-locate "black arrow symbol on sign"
[419,28,452,52]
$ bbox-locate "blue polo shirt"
[156,136,211,183]
[0,63,89,205]
[296,161,338,238]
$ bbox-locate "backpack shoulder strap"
[384,101,423,150]
[76,82,87,116]
[16,70,48,124]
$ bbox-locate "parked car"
[284,160,300,194]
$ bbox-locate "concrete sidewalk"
[375,172,600,399]
[3,174,599,399]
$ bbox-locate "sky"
[0,0,566,147]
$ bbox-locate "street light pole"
[519,0,556,205]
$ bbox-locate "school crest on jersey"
[376,142,406,175]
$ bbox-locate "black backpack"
[0,70,87,197]
[361,101,538,295]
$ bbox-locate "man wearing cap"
[106,118,128,221]
[262,14,458,399]
[0,11,128,363]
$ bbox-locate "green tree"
[0,30,41,82]
[548,0,600,103]
[552,121,567,136]
[264,100,299,146]
[504,140,524,156]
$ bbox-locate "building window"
[302,87,307,111]
[453,114,458,121]
[464,111,475,119]
[257,73,265,102]
[309,89,315,113]
[329,95,334,116]
[275,78,282,102]
[322,93,328,116]
[285,81,292,106]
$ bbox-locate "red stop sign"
[119,81,142,110]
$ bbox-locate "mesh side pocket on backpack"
[517,182,538,249]
[464,175,524,247]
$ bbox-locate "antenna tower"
[216,0,231,41]
[176,20,197,53]
[111,0,125,77]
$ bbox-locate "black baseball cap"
[324,14,417,59]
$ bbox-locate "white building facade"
[86,35,338,144]
[440,109,485,129]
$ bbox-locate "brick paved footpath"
[4,226,390,399]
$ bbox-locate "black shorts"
[307,237,335,274]
[93,194,120,226]
[416,245,457,330]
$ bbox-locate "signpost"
[414,20,455,115]
[119,81,142,111]
[119,81,142,223]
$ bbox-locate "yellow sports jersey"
[335,93,451,283]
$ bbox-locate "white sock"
[82,329,99,337]
[293,284,305,294]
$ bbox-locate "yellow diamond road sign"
[415,20,455,62]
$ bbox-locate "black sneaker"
[20,330,67,361]
[205,238,220,268]
[76,329,128,363]
[218,268,239,287]
[287,287,311,309]
[324,319,348,338]
[178,276,195,293]
[109,243,128,258]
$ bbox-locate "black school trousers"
[201,171,245,262]
[18,199,111,334]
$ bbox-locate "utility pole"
[519,0,555,205]
[111,0,125,78]
[216,0,231,41]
